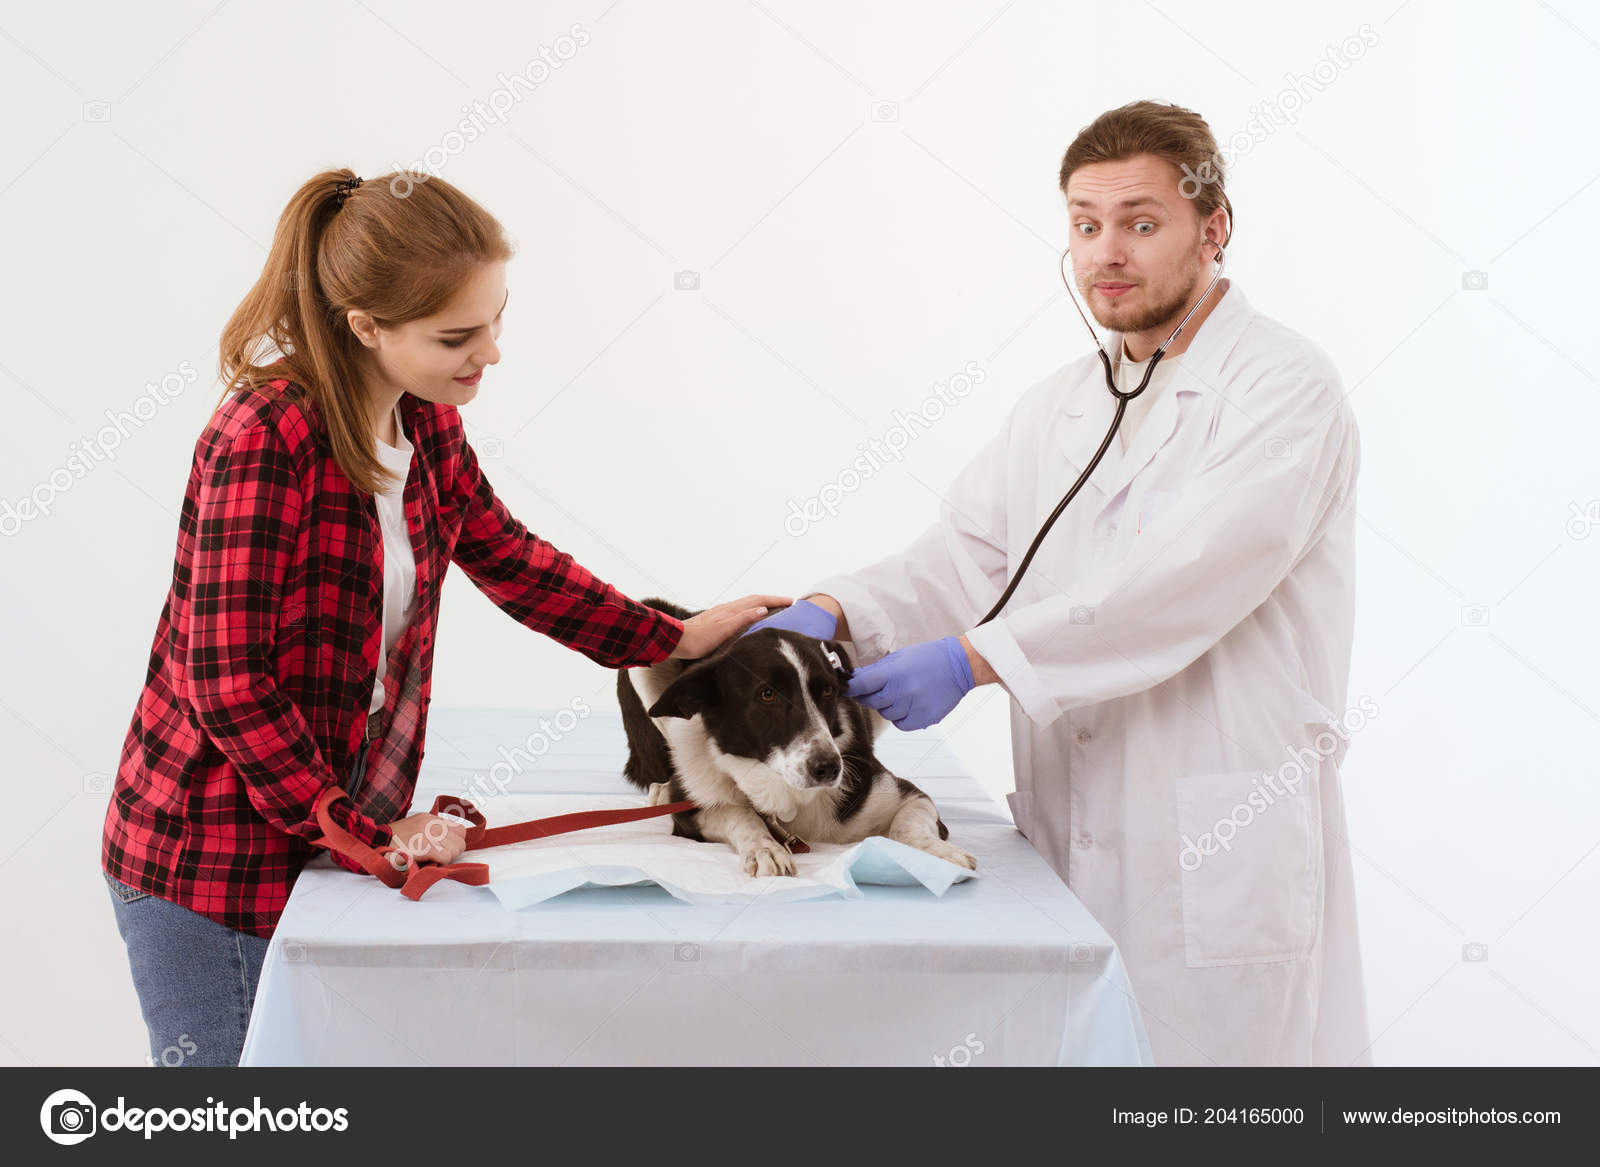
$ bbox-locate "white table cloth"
[240,707,1154,1066]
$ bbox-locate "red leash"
[309,787,707,901]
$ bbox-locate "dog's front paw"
[646,782,673,807]
[741,838,797,878]
[916,839,978,871]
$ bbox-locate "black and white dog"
[617,598,978,878]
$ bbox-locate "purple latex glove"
[741,597,838,639]
[845,636,975,730]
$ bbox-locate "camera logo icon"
[673,270,700,291]
[40,1088,97,1145]
[871,100,899,122]
[1461,270,1488,291]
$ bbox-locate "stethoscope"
[976,237,1228,626]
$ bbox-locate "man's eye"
[757,687,776,704]
[1076,223,1097,235]
[1134,222,1155,234]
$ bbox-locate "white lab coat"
[809,279,1371,1066]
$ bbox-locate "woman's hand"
[670,594,794,659]
[386,812,470,864]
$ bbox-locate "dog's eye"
[757,686,776,704]
[819,684,835,700]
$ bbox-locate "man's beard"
[1084,252,1204,335]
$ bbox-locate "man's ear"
[648,662,719,719]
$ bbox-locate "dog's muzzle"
[805,749,842,786]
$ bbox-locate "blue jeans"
[106,748,370,1067]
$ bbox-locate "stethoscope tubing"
[975,241,1227,626]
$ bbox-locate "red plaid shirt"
[102,372,684,938]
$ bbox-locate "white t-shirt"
[370,402,418,716]
[1112,340,1183,452]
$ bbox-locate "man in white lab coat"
[748,101,1370,1066]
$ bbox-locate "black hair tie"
[333,175,364,207]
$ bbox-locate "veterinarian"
[101,168,786,1067]
[747,101,1369,1067]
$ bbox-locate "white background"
[2,0,1597,1066]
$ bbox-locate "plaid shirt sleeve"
[186,422,392,849]
[446,422,684,667]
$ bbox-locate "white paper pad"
[457,793,978,910]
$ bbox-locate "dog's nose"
[806,751,841,785]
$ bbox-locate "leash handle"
[308,787,704,901]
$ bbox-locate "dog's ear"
[648,661,719,719]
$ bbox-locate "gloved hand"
[845,636,975,731]
[740,597,838,640]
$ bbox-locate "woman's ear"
[346,308,381,349]
[648,662,718,719]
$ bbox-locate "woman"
[101,168,786,1068]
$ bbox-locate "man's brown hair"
[1058,100,1233,250]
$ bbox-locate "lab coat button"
[1077,833,1094,847]
[1075,728,1092,744]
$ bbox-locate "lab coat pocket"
[1006,790,1033,841]
[1175,768,1323,967]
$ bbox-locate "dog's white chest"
[736,767,804,820]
